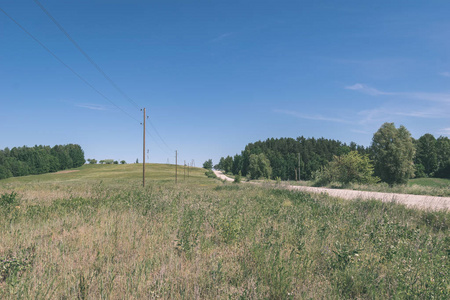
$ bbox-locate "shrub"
[314,151,379,186]
[205,169,217,178]
[234,171,242,183]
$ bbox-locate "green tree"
[203,159,213,170]
[100,159,114,165]
[0,165,12,180]
[223,156,233,173]
[415,133,438,177]
[87,158,97,164]
[120,160,126,164]
[51,145,72,170]
[372,123,415,185]
[67,144,86,167]
[315,151,378,185]
[436,136,450,178]
[232,154,243,175]
[4,157,29,177]
[248,153,272,179]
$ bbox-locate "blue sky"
[1,1,450,166]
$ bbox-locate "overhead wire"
[32,0,141,110]
[33,0,174,152]
[147,118,173,152]
[145,129,171,155]
[0,7,140,124]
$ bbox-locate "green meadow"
[1,164,449,299]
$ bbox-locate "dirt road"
[213,171,449,211]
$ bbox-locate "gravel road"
[213,171,449,211]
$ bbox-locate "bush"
[314,151,379,186]
[234,171,242,183]
[205,170,217,178]
[0,192,19,215]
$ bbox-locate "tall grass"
[0,174,449,298]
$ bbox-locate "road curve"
[212,171,449,211]
[213,170,234,182]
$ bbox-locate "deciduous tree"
[372,123,415,185]
[248,153,272,179]
[203,159,213,170]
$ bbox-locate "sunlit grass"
[409,177,450,188]
[0,165,448,298]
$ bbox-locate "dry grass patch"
[0,178,449,299]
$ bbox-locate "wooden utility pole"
[142,108,146,187]
[188,162,190,178]
[175,150,178,184]
[184,160,186,181]
[298,152,301,181]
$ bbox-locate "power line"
[33,0,141,110]
[33,0,173,152]
[145,128,172,156]
[0,7,140,123]
[3,5,175,162]
[147,118,173,152]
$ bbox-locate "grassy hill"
[0,164,449,299]
[0,163,212,185]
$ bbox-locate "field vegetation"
[1,164,449,299]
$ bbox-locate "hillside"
[0,164,448,298]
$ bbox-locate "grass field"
[1,164,449,299]
[409,177,450,188]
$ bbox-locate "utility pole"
[142,108,146,187]
[298,152,301,181]
[175,150,178,184]
[188,161,190,178]
[184,160,186,181]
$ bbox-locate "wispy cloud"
[76,103,107,111]
[274,109,352,124]
[357,106,447,125]
[439,128,450,135]
[346,83,450,103]
[345,83,392,96]
[439,71,450,77]
[210,32,233,43]
[393,109,447,118]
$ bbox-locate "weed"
[205,169,217,179]
[0,245,35,284]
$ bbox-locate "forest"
[0,144,85,179]
[215,123,450,182]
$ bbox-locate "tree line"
[211,123,450,184]
[0,144,85,179]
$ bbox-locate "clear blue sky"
[1,1,449,166]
